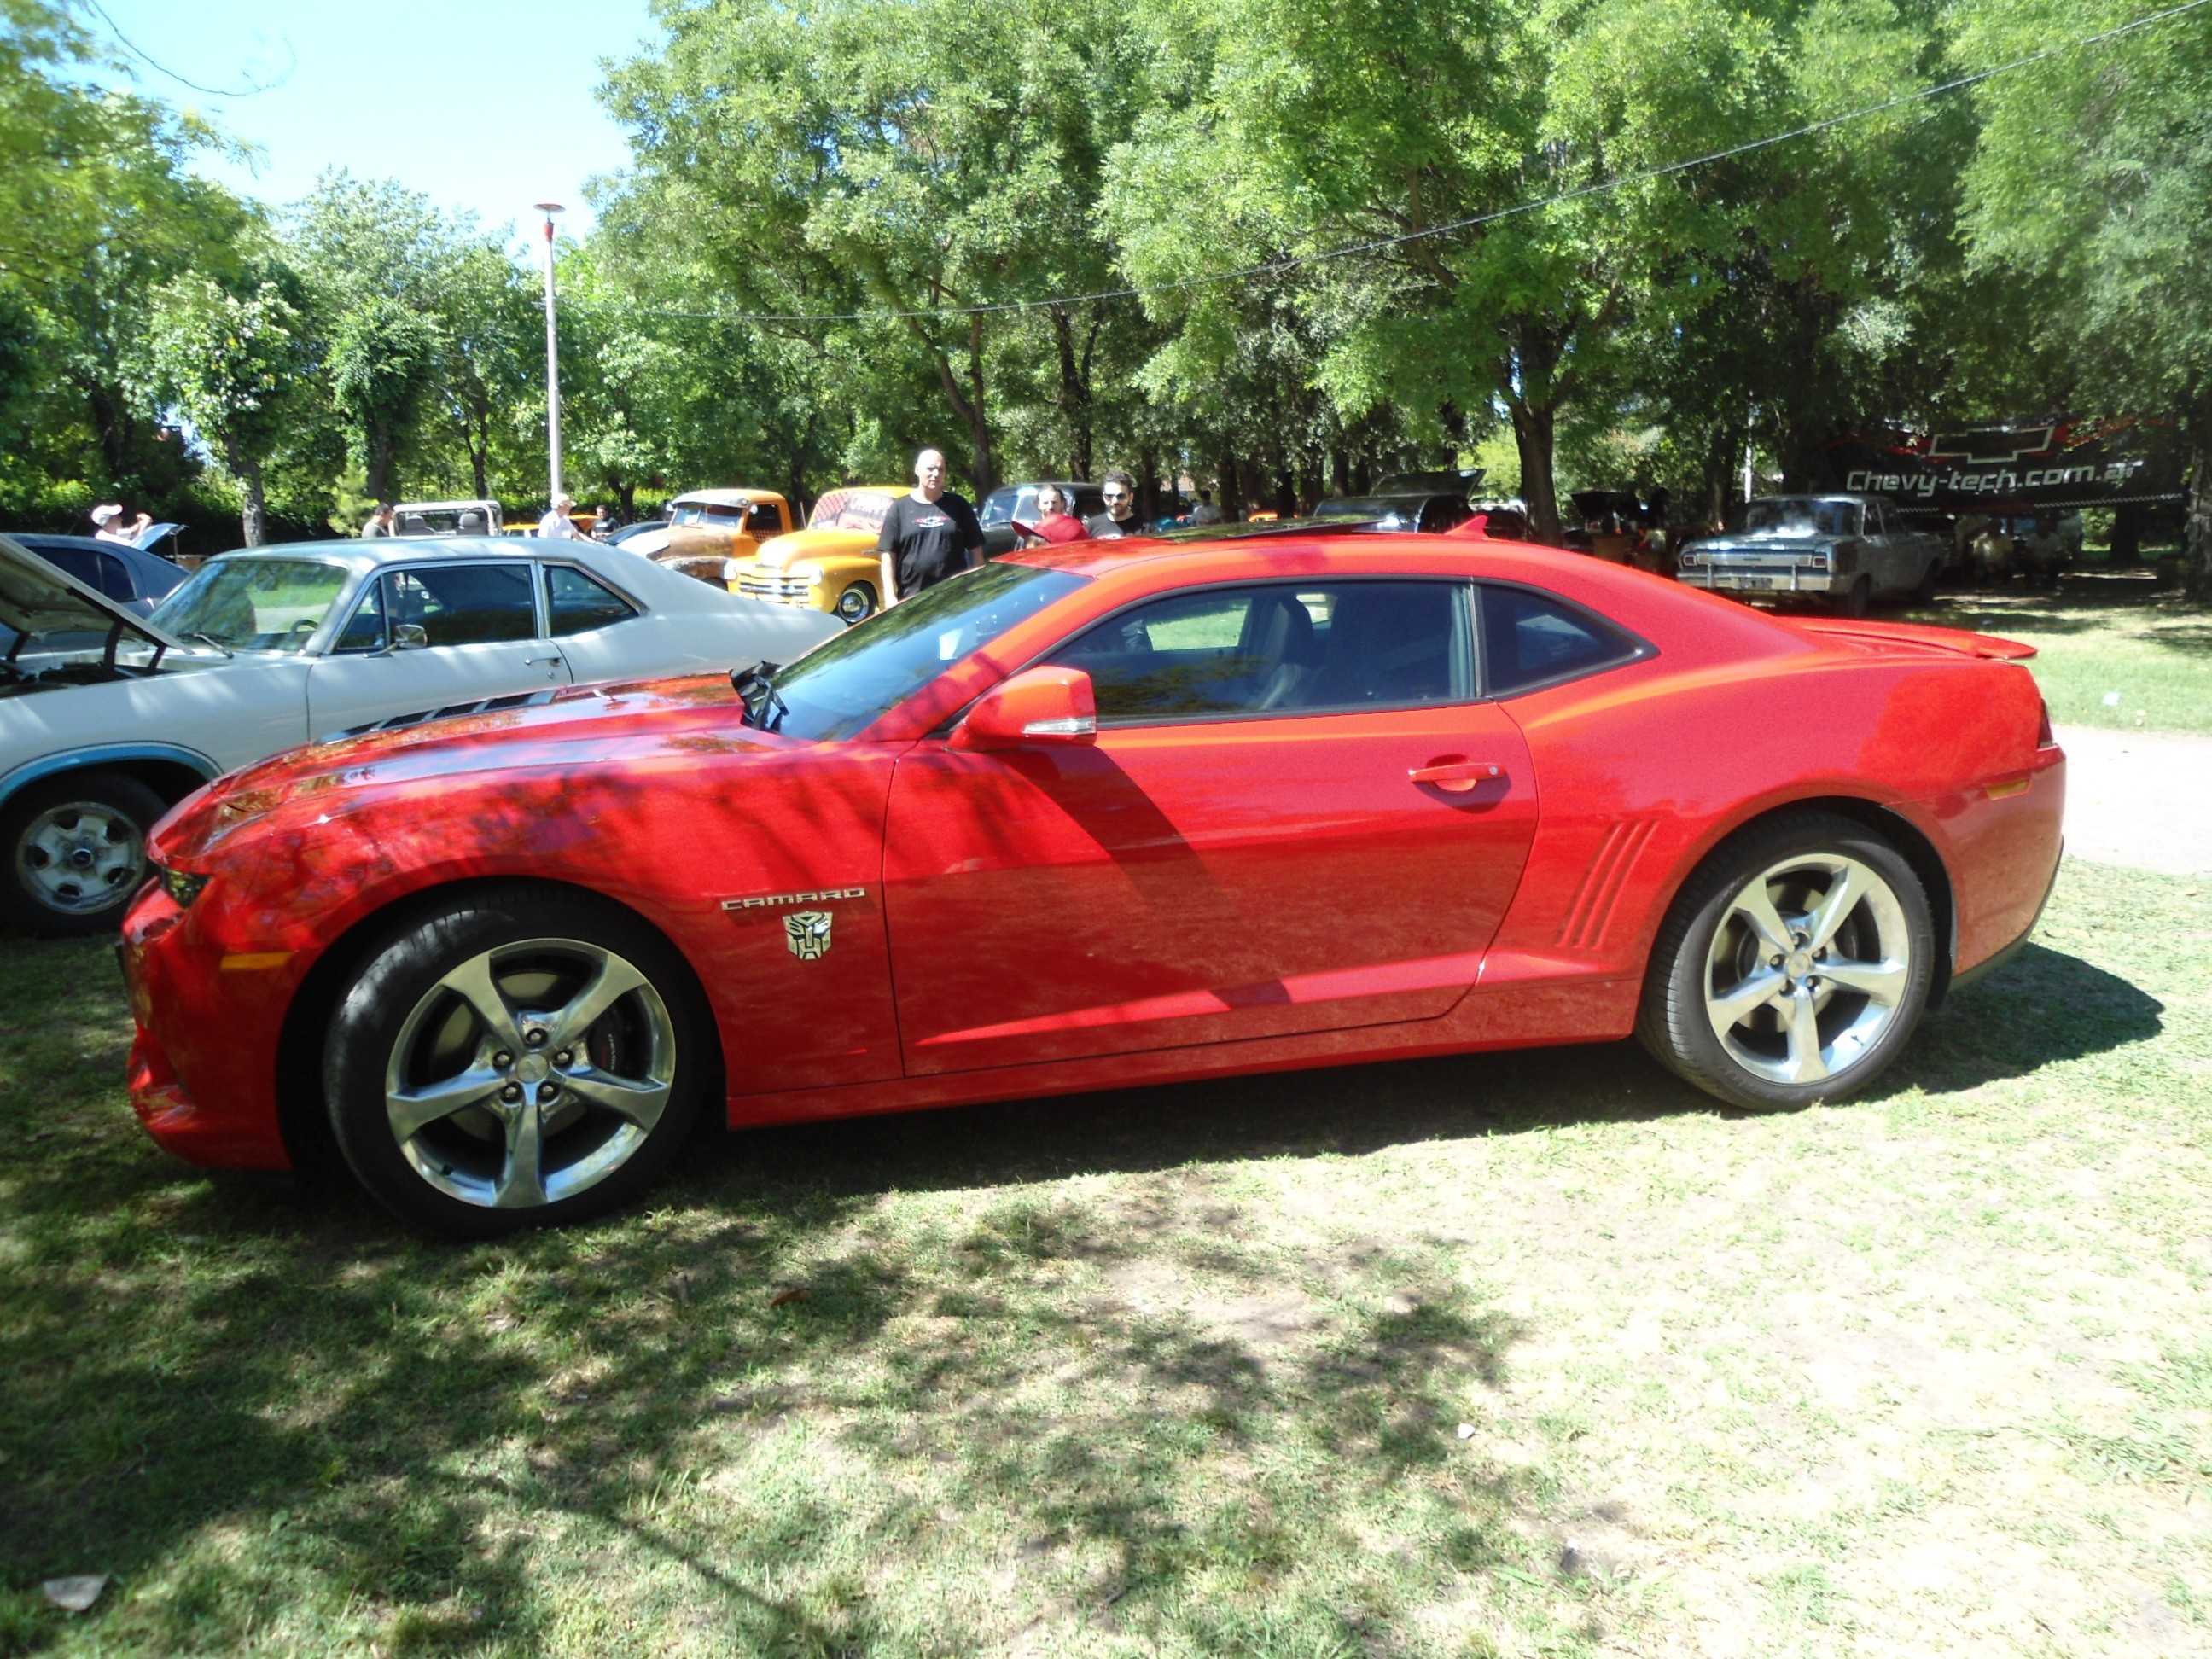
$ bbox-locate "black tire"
[0,769,166,937]
[835,581,879,624]
[1832,577,1871,619]
[1912,558,1941,606]
[323,886,713,1237]
[1637,812,1936,1112]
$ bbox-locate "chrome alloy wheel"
[1703,853,1912,1087]
[15,800,144,915]
[382,938,678,1210]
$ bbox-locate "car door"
[881,578,1540,1074]
[306,561,572,736]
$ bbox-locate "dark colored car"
[979,482,1109,556]
[9,533,190,618]
[1311,493,1475,534]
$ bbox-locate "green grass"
[3,858,2209,1656]
[1908,575,2212,734]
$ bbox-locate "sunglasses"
[1103,489,1131,500]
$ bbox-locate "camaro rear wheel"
[0,769,166,937]
[323,888,712,1236]
[1638,813,1935,1112]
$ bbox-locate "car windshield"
[753,562,1091,741]
[1741,498,1860,537]
[670,500,747,527]
[151,557,352,653]
[810,490,894,533]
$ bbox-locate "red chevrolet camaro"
[120,535,2064,1235]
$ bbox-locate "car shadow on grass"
[0,935,2165,1653]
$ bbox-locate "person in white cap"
[538,493,581,539]
[90,503,152,544]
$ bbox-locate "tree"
[1957,0,2212,597]
[601,0,1149,497]
[140,263,316,544]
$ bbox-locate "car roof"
[672,487,786,505]
[205,537,593,578]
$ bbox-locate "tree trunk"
[618,480,637,520]
[1511,401,1562,544]
[2186,432,2212,603]
[2110,502,2144,565]
[225,435,269,548]
[1051,304,1097,482]
[469,399,491,500]
[364,422,397,504]
[1216,445,1243,520]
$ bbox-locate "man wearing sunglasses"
[1085,469,1142,538]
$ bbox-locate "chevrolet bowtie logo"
[722,886,868,911]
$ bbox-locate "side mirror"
[950,666,1097,751]
[391,623,429,651]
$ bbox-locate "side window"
[546,565,638,636]
[1046,580,1469,724]
[42,545,100,588]
[96,552,136,600]
[1861,501,1883,535]
[332,576,387,653]
[385,563,538,647]
[746,502,783,536]
[1479,585,1641,696]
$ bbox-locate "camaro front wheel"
[1638,813,1935,1112]
[323,888,713,1237]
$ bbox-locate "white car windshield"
[151,558,352,654]
[1741,498,1860,537]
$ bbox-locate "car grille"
[738,576,814,602]
[322,688,564,742]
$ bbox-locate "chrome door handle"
[524,654,563,667]
[1409,762,1502,794]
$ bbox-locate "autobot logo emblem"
[783,911,832,960]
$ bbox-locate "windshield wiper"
[184,632,234,658]
[730,661,787,731]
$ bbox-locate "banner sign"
[1822,420,2183,510]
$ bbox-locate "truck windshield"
[750,562,1090,741]
[809,490,894,533]
[1742,498,1860,537]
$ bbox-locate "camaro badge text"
[722,886,867,912]
[783,911,833,960]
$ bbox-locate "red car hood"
[154,672,782,864]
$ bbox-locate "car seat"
[1305,585,1454,706]
[1243,591,1320,710]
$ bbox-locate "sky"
[86,0,661,238]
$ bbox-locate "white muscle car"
[0,533,841,935]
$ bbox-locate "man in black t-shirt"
[876,448,985,602]
[1086,469,1142,538]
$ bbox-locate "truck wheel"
[0,770,166,937]
[1832,578,1871,619]
[835,583,878,624]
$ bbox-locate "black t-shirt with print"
[876,491,984,593]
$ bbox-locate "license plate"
[1721,574,1774,589]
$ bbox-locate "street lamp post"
[534,201,565,508]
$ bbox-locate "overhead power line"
[78,0,294,98]
[602,0,2212,328]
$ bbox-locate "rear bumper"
[1679,566,1836,595]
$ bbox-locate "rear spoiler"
[1794,616,2036,661]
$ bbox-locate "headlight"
[1678,551,1699,567]
[159,865,210,908]
[792,565,824,587]
[720,558,745,581]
